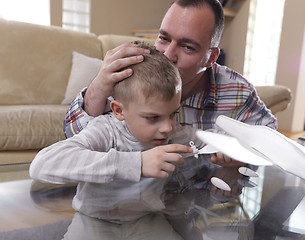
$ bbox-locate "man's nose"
[164,42,178,64]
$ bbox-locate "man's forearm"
[83,82,107,117]
[64,91,94,138]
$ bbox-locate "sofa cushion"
[62,52,103,105]
[0,19,102,105]
[0,105,67,151]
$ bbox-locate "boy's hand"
[141,144,192,179]
[211,152,245,167]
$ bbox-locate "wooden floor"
[278,129,305,140]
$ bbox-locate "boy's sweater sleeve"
[30,117,141,184]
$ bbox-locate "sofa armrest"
[255,85,292,115]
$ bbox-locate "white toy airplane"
[195,115,305,180]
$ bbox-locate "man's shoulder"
[214,64,252,87]
[212,64,255,94]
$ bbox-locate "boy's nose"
[159,119,174,134]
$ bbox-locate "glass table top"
[1,156,305,240]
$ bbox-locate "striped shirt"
[64,63,277,138]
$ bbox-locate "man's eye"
[183,45,196,52]
[158,35,169,42]
[181,44,196,53]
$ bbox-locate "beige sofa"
[0,19,291,166]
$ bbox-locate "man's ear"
[110,100,125,121]
[206,47,220,68]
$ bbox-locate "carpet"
[0,220,71,240]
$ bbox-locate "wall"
[50,0,171,36]
[275,0,305,132]
[50,0,62,27]
[90,0,172,36]
[220,0,250,74]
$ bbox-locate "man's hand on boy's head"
[100,42,150,91]
[141,144,193,179]
[211,152,245,167]
[84,42,150,117]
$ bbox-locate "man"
[64,0,277,165]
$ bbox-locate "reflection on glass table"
[1,154,305,240]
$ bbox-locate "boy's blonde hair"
[113,41,181,106]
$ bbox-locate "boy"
[30,42,203,222]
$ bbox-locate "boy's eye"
[170,111,179,119]
[146,116,159,121]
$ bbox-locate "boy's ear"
[110,100,125,121]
